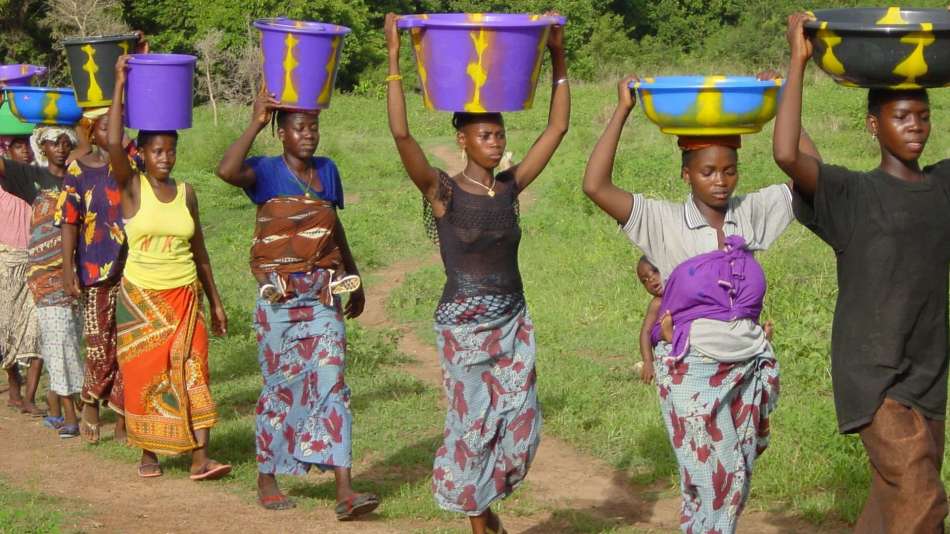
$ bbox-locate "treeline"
[2,0,946,103]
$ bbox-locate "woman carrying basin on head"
[583,72,817,533]
[385,11,569,534]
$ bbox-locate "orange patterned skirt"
[116,278,217,455]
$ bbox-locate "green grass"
[46,69,948,531]
[0,479,75,533]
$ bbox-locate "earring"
[871,132,878,140]
[458,147,467,162]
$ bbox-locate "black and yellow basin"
[805,7,950,89]
[63,33,139,108]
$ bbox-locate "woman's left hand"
[211,302,228,336]
[344,287,365,319]
[545,11,564,51]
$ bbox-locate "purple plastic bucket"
[254,18,351,110]
[124,54,196,130]
[397,13,565,112]
[0,64,47,87]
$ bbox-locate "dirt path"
[0,409,406,534]
[356,144,849,534]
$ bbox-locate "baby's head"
[636,256,663,297]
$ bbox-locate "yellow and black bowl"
[805,7,950,89]
[62,33,139,108]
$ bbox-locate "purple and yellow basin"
[0,101,33,136]
[805,7,950,89]
[254,18,351,111]
[633,76,785,136]
[397,13,566,112]
[0,64,47,87]
[63,33,140,108]
[3,87,82,126]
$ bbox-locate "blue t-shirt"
[243,156,344,208]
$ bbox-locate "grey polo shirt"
[624,183,794,360]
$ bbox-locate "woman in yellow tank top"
[105,56,231,480]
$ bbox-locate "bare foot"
[19,402,45,417]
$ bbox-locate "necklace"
[282,155,316,198]
[460,170,496,197]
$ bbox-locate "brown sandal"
[80,419,100,444]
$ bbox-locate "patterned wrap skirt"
[0,246,40,368]
[432,294,541,515]
[117,279,217,455]
[653,342,780,534]
[80,279,124,412]
[254,270,352,474]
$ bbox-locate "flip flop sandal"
[58,424,80,439]
[189,461,232,481]
[335,493,380,521]
[137,463,163,478]
[80,419,100,444]
[328,271,362,295]
[42,415,64,430]
[257,491,296,511]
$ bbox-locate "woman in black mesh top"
[384,12,570,534]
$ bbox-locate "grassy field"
[5,68,948,533]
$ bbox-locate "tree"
[195,29,223,125]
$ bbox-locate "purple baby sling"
[650,235,767,358]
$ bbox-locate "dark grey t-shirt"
[795,161,950,433]
[0,159,62,205]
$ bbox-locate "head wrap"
[30,126,78,168]
[677,135,742,152]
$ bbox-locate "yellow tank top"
[123,177,196,290]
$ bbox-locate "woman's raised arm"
[510,15,570,191]
[106,55,134,191]
[385,13,440,201]
[582,75,639,224]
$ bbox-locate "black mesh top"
[425,170,523,306]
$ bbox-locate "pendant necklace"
[460,170,496,197]
[283,155,316,198]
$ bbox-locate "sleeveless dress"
[428,171,541,515]
[116,177,218,455]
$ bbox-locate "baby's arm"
[638,296,662,384]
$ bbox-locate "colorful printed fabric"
[81,280,124,412]
[250,196,342,305]
[254,269,352,474]
[432,297,541,515]
[0,247,40,368]
[56,160,126,286]
[653,342,779,534]
[36,305,83,396]
[27,189,72,307]
[117,279,217,455]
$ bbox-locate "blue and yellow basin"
[633,76,784,136]
[3,87,82,126]
[805,7,950,89]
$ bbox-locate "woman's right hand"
[786,13,814,63]
[385,13,401,56]
[251,91,279,129]
[618,74,639,111]
[114,54,130,86]
[62,270,81,299]
[639,360,654,384]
